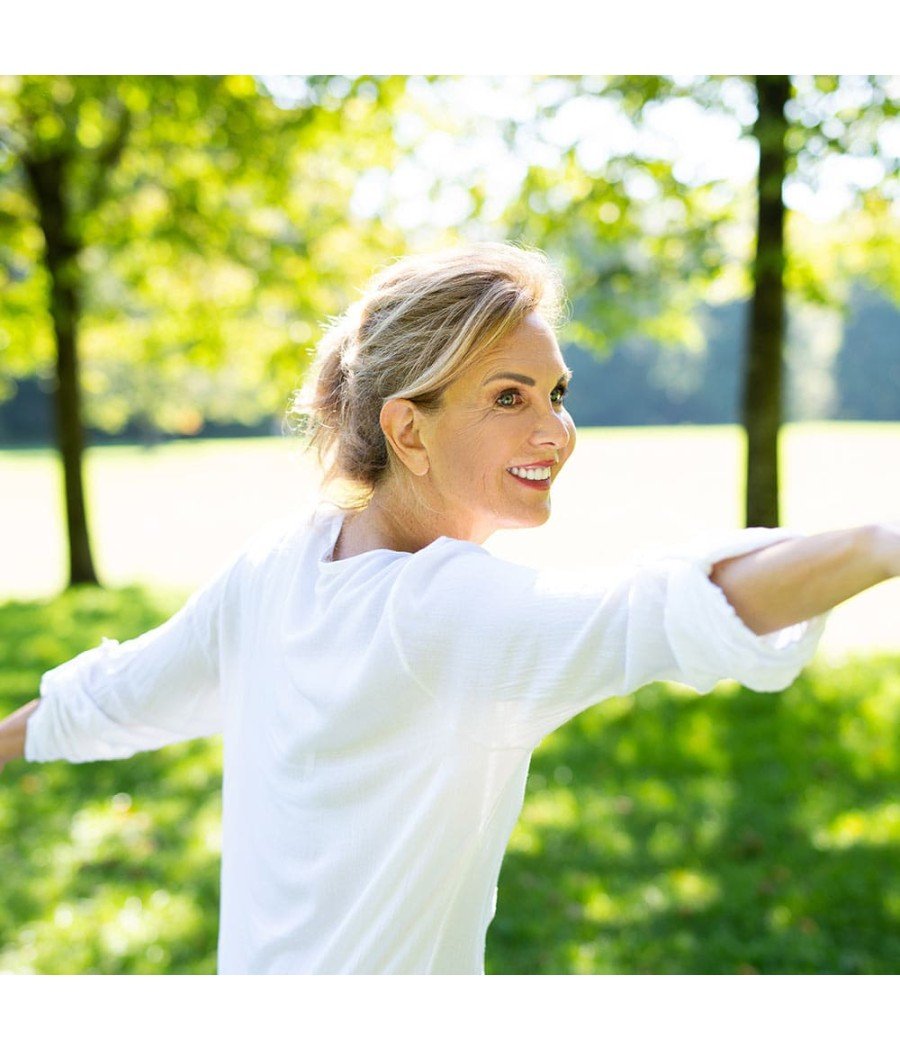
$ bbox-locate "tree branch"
[82,104,132,218]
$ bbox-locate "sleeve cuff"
[660,527,831,693]
[24,638,130,763]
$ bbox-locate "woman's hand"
[0,698,41,773]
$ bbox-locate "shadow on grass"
[3,587,899,973]
[487,655,900,974]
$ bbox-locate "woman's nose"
[532,404,571,449]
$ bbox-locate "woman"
[2,242,897,974]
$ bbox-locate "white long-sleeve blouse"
[24,501,830,974]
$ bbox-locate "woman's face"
[417,310,576,543]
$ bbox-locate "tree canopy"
[0,75,410,434]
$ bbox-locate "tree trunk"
[23,154,100,588]
[743,75,791,529]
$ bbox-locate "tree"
[745,75,790,527]
[0,75,409,589]
[471,75,900,527]
[745,74,900,525]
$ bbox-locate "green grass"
[488,660,900,974]
[1,428,899,972]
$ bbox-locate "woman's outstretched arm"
[709,523,898,637]
[0,698,41,774]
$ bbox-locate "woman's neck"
[332,483,471,559]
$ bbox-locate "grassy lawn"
[488,657,900,974]
[1,425,898,973]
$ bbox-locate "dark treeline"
[1,281,897,447]
[565,281,900,427]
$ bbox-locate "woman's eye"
[496,386,570,408]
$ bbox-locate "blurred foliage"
[1,582,899,973]
[2,76,897,434]
[0,75,409,432]
[485,75,900,359]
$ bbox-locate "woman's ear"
[380,399,430,477]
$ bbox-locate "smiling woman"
[286,241,573,556]
[7,240,896,977]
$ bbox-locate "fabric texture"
[24,502,830,973]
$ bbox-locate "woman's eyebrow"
[482,368,574,387]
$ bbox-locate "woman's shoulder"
[235,503,327,569]
[392,534,541,598]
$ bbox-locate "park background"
[1,75,898,974]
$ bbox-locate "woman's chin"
[507,502,552,530]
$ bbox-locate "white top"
[24,502,831,974]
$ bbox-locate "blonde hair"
[285,241,567,510]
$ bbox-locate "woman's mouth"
[506,467,551,490]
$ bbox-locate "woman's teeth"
[508,466,551,481]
